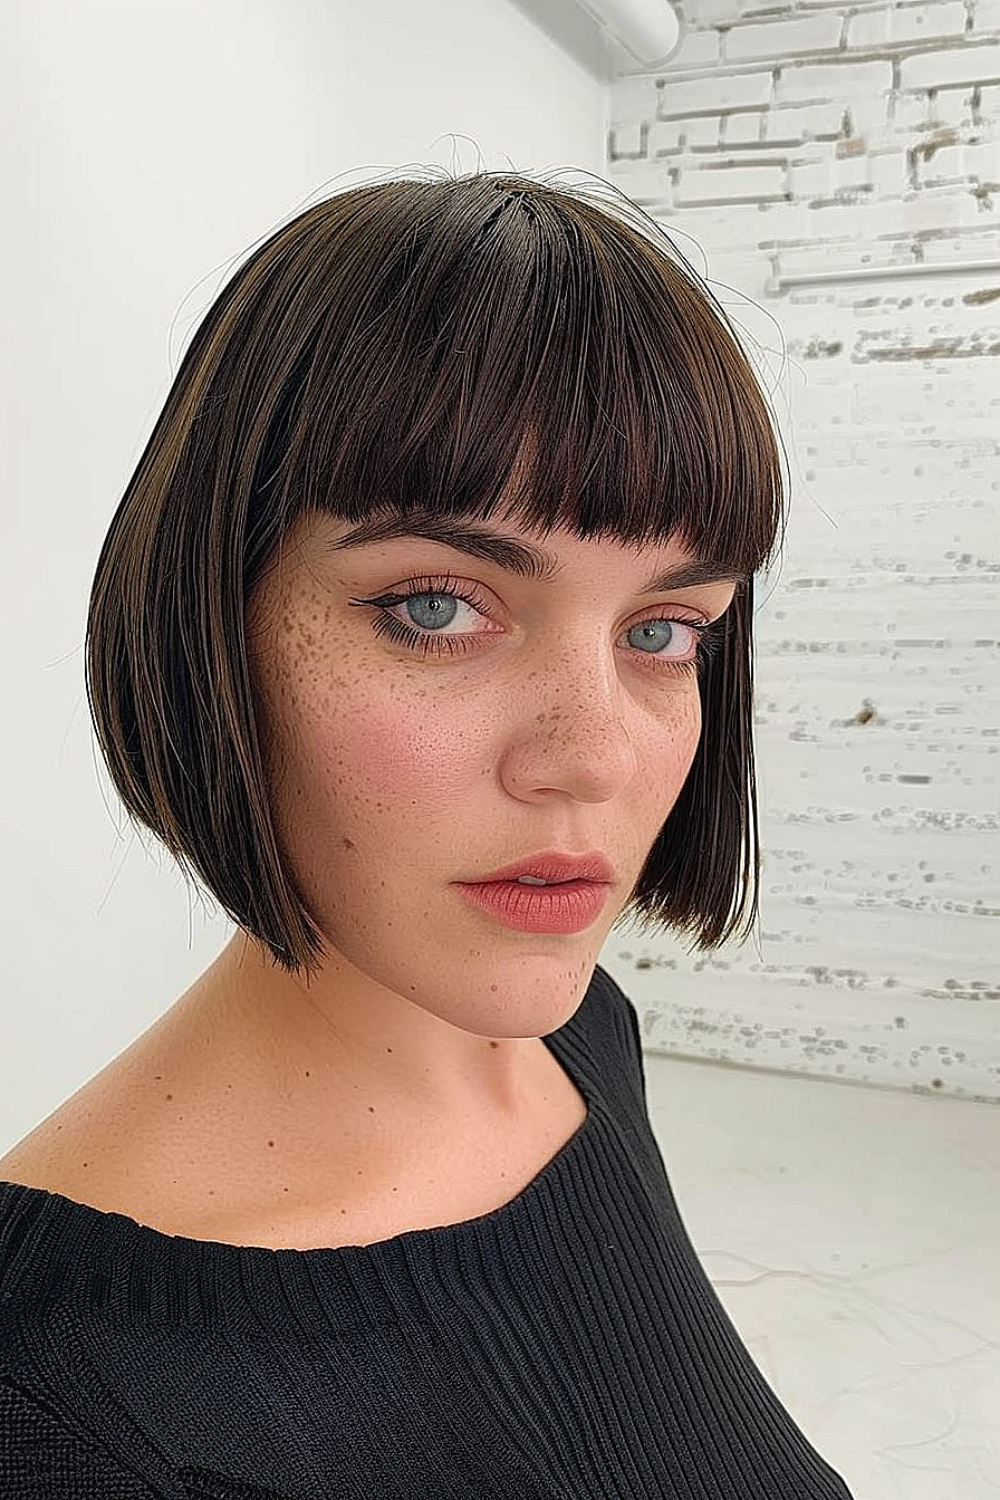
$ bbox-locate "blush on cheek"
[339,703,452,784]
[299,696,464,843]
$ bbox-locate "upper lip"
[465,850,615,884]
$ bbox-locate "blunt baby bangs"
[237,170,786,584]
[86,169,788,973]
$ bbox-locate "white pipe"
[574,0,681,66]
[775,259,1000,289]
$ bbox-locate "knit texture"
[0,964,855,1498]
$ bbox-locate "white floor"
[642,1052,1000,1500]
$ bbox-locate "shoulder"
[0,1011,195,1222]
[0,1086,106,1203]
[0,977,225,1217]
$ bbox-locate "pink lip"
[455,878,610,934]
[463,849,615,885]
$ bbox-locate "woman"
[0,169,855,1497]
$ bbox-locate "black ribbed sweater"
[0,963,855,1498]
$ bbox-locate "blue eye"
[348,574,725,676]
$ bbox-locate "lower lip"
[454,879,610,933]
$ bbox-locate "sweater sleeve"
[0,1379,160,1499]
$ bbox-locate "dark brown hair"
[85,168,787,976]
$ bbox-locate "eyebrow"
[327,514,746,595]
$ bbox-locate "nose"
[501,639,673,801]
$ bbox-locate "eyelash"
[348,573,727,678]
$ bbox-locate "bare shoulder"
[0,1028,167,1205]
[0,978,221,1218]
[0,980,359,1247]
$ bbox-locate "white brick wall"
[602,0,1000,1105]
[724,13,844,61]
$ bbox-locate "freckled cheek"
[685,686,703,762]
[284,676,473,827]
[661,686,703,797]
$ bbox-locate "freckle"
[166,1093,173,1101]
[268,1140,275,1147]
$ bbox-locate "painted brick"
[777,236,906,274]
[665,198,796,248]
[756,199,816,243]
[647,119,686,154]
[648,115,723,152]
[900,42,1000,89]
[608,76,661,126]
[844,94,894,135]
[966,139,1000,183]
[666,27,722,71]
[691,0,745,25]
[799,189,995,247]
[918,142,972,183]
[610,122,644,157]
[833,151,874,192]
[777,60,895,103]
[926,86,980,126]
[686,114,726,148]
[922,137,1000,183]
[846,3,968,50]
[725,12,843,62]
[919,226,1000,259]
[606,161,674,208]
[765,101,846,141]
[870,150,912,195]
[894,93,933,131]
[845,10,892,51]
[811,188,988,238]
[658,69,773,116]
[724,111,766,143]
[675,160,789,203]
[789,158,833,197]
[854,366,991,426]
[977,0,1000,31]
[704,249,777,302]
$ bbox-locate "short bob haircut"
[85,168,787,977]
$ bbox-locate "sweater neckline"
[0,996,608,1331]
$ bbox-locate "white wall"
[0,0,606,1151]
[599,0,1000,1104]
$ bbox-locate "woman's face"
[244,506,738,1051]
